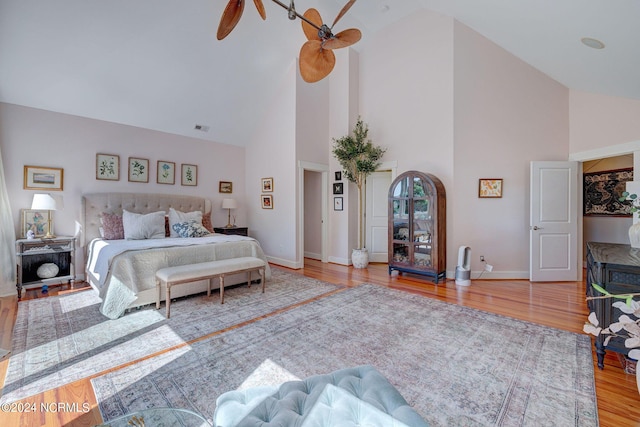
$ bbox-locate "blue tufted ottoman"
[213,365,428,427]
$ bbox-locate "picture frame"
[333,182,344,195]
[261,177,274,192]
[157,160,175,185]
[261,194,273,209]
[96,153,120,181]
[181,164,198,186]
[335,171,342,181]
[23,165,63,191]
[219,181,233,193]
[584,168,634,216]
[128,157,149,183]
[21,209,52,238]
[478,178,503,198]
[334,197,343,211]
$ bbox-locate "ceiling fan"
[217,0,362,83]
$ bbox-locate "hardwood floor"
[0,260,639,426]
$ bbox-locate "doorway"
[298,161,329,268]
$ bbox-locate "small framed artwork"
[262,177,274,192]
[96,153,120,181]
[333,182,344,195]
[334,197,343,211]
[21,209,52,238]
[157,160,175,185]
[181,164,198,186]
[128,157,149,183]
[335,171,342,181]
[23,165,64,191]
[479,178,503,198]
[219,181,233,193]
[261,194,273,209]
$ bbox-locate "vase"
[352,248,369,269]
[630,223,640,248]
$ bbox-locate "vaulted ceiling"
[1,0,638,147]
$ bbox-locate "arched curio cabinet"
[388,171,446,282]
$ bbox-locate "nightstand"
[15,236,76,299]
[214,227,248,236]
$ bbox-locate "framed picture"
[21,209,51,238]
[96,153,120,181]
[333,182,344,195]
[335,171,342,181]
[128,157,149,183]
[479,178,503,198]
[219,181,233,193]
[334,197,343,211]
[157,160,175,185]
[181,164,198,186]
[261,194,273,209]
[584,168,634,216]
[23,165,63,191]
[261,177,274,192]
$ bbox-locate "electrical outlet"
[480,255,485,262]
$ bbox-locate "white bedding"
[86,235,271,319]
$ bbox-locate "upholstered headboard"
[81,192,211,246]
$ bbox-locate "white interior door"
[529,161,580,281]
[366,171,392,263]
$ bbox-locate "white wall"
[452,22,570,277]
[0,103,246,283]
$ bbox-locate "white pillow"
[168,208,203,237]
[123,210,166,240]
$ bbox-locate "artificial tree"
[332,118,386,266]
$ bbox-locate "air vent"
[194,124,210,132]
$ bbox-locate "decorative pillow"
[172,220,212,238]
[201,211,214,233]
[168,208,203,237]
[101,212,124,240]
[123,210,166,240]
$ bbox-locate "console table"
[586,241,640,369]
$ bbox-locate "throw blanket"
[86,235,270,319]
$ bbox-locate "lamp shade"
[221,198,237,209]
[31,194,57,210]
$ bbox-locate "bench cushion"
[156,257,265,283]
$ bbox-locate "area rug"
[92,284,598,427]
[0,268,342,403]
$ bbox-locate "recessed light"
[581,37,605,49]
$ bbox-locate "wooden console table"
[586,241,640,369]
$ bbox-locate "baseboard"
[266,256,302,269]
[450,270,530,280]
[328,256,350,266]
[304,251,321,261]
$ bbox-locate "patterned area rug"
[92,284,598,426]
[0,268,341,403]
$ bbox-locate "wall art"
[584,168,633,216]
[96,154,120,181]
[128,157,149,183]
[23,165,63,190]
[157,160,175,185]
[181,164,197,186]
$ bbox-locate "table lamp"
[221,198,237,228]
[31,193,57,238]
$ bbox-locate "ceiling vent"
[194,124,210,132]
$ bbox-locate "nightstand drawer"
[214,227,248,236]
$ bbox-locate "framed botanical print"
[23,165,64,191]
[181,164,197,186]
[128,157,149,183]
[96,154,120,181]
[334,197,343,211]
[157,160,175,185]
[478,178,503,198]
[21,209,51,238]
[261,194,273,209]
[261,177,274,192]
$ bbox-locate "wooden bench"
[155,257,267,318]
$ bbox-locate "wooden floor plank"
[0,262,639,426]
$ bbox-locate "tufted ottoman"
[213,365,428,427]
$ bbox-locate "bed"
[82,192,271,319]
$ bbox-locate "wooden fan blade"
[253,0,266,20]
[332,0,356,28]
[323,28,361,50]
[217,0,245,40]
[302,8,323,41]
[299,40,336,83]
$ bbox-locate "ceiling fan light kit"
[217,0,361,83]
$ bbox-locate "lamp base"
[43,232,56,239]
[225,224,236,228]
